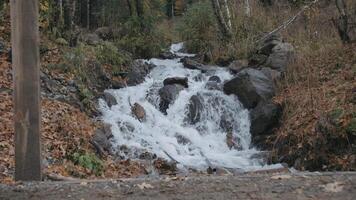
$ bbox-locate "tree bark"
[210,0,232,38]
[10,0,42,181]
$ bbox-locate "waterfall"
[99,43,281,171]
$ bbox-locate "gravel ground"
[0,172,355,200]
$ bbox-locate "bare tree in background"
[333,0,356,43]
[210,0,233,38]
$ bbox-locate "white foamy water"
[98,44,281,171]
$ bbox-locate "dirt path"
[1,172,355,200]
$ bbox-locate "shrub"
[117,16,166,58]
[95,41,131,75]
[176,0,218,54]
[71,152,104,176]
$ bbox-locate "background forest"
[0,0,355,182]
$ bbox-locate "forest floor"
[0,172,355,200]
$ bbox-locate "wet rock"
[260,67,281,82]
[159,84,184,114]
[208,76,221,83]
[193,74,204,82]
[181,58,216,72]
[265,42,294,72]
[163,77,188,88]
[131,103,146,122]
[159,51,177,59]
[139,152,157,160]
[187,94,204,124]
[228,60,249,74]
[215,56,234,67]
[182,57,205,70]
[91,123,113,157]
[226,132,234,149]
[250,101,282,145]
[126,60,156,86]
[80,33,102,45]
[219,115,233,133]
[175,134,191,145]
[102,92,117,107]
[223,68,275,109]
[205,81,222,91]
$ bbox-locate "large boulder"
[257,34,282,55]
[159,84,184,114]
[260,67,281,82]
[163,77,188,88]
[265,42,294,72]
[131,103,146,122]
[228,60,249,74]
[223,68,275,109]
[250,101,282,146]
[102,92,117,107]
[91,123,113,157]
[186,94,204,124]
[126,60,156,86]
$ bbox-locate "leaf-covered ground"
[270,43,356,171]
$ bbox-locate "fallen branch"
[256,0,319,43]
[46,173,79,181]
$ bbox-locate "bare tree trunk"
[87,0,90,29]
[10,0,42,181]
[333,0,351,43]
[210,0,232,38]
[245,0,251,17]
[126,0,133,16]
[135,0,144,17]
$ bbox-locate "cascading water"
[99,43,280,171]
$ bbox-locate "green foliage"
[117,16,166,58]
[346,118,356,135]
[176,0,218,54]
[329,108,344,123]
[78,84,94,107]
[72,152,104,175]
[95,41,131,75]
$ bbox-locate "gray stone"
[126,60,156,86]
[163,77,188,88]
[159,51,177,59]
[250,101,282,145]
[223,68,275,109]
[265,42,294,72]
[159,84,184,114]
[228,60,249,74]
[208,76,221,83]
[131,103,146,122]
[91,124,113,156]
[103,92,117,107]
[187,94,204,124]
[260,67,281,82]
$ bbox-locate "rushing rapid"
[99,43,280,171]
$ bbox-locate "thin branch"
[256,0,319,43]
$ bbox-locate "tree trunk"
[334,0,351,43]
[135,0,144,17]
[10,0,42,181]
[210,0,232,38]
